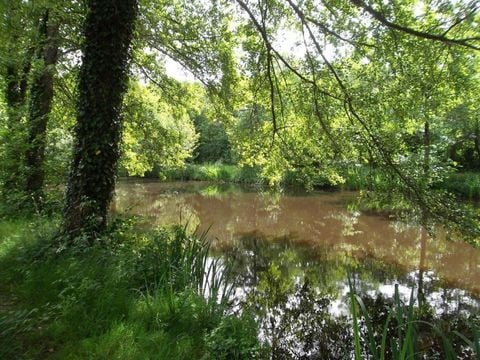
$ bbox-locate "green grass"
[0,217,263,360]
[161,163,261,184]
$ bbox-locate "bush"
[203,314,266,360]
[440,172,480,199]
[161,163,262,184]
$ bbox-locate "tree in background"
[120,82,197,177]
[0,0,36,194]
[0,1,80,209]
[192,111,232,164]
[24,8,59,208]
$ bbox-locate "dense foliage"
[0,1,480,357]
[1,0,479,235]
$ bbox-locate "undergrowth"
[0,216,264,360]
[158,163,261,184]
[439,172,480,200]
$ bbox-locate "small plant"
[202,313,266,360]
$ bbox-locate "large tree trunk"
[25,9,59,208]
[63,0,137,239]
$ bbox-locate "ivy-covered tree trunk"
[63,0,137,239]
[25,9,59,207]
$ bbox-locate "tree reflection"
[114,181,480,358]
[224,233,480,359]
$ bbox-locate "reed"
[348,277,479,359]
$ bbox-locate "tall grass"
[349,277,479,359]
[135,225,234,306]
[0,218,262,359]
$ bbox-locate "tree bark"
[25,9,59,207]
[63,0,137,239]
[2,50,33,193]
[474,118,480,169]
[423,121,430,181]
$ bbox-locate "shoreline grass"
[145,163,480,200]
[157,163,262,184]
[349,279,480,359]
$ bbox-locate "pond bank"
[0,214,479,359]
[139,163,480,200]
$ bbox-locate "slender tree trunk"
[3,65,23,190]
[2,50,33,193]
[25,9,59,207]
[418,226,427,307]
[418,120,430,307]
[63,0,137,239]
[474,118,480,169]
[423,121,430,181]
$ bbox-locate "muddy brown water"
[114,180,480,316]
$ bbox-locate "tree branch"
[350,0,480,51]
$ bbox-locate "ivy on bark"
[63,0,137,239]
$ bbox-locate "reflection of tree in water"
[114,181,480,357]
[258,282,352,359]
[114,181,201,231]
[224,234,480,359]
[223,234,352,358]
[114,181,480,296]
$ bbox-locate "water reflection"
[114,180,480,358]
[223,234,479,359]
[114,180,480,296]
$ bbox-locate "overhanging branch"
[350,0,480,51]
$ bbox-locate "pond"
[114,179,480,358]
